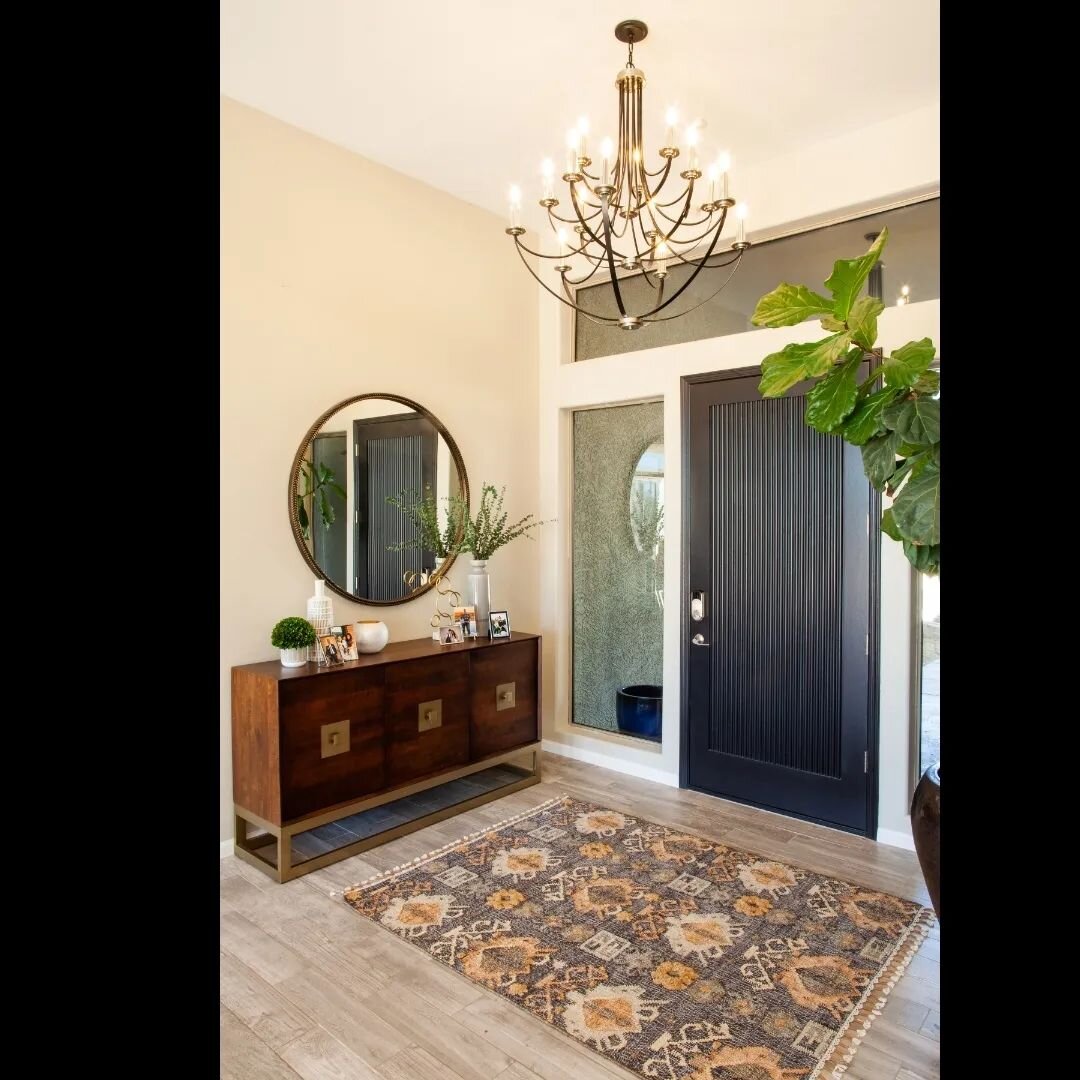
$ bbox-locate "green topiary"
[270,617,317,650]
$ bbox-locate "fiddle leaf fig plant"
[295,461,347,541]
[751,226,939,575]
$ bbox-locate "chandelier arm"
[644,254,746,322]
[571,185,635,262]
[636,211,731,319]
[547,205,600,226]
[564,257,607,287]
[513,240,623,325]
[563,276,629,328]
[643,158,674,202]
[628,220,663,292]
[600,197,628,317]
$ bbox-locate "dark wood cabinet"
[231,633,541,881]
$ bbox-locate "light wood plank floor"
[221,753,940,1080]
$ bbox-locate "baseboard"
[541,739,679,788]
[876,824,916,851]
[220,838,234,859]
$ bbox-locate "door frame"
[678,367,881,838]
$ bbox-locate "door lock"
[691,591,706,621]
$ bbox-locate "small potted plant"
[270,616,317,668]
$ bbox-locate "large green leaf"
[880,507,903,541]
[805,351,861,432]
[881,338,936,389]
[820,315,847,332]
[861,430,901,491]
[913,368,940,395]
[885,449,931,497]
[751,283,836,327]
[848,296,884,350]
[904,540,940,575]
[892,459,940,545]
[840,386,902,445]
[883,396,940,446]
[758,332,852,396]
[824,227,888,320]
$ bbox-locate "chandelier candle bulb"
[664,105,678,150]
[736,203,748,245]
[601,136,614,188]
[540,157,556,204]
[717,151,732,203]
[508,185,522,231]
[577,115,590,163]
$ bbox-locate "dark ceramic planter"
[910,762,940,919]
[615,684,662,741]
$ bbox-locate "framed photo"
[319,625,358,664]
[488,610,511,640]
[440,625,462,646]
[452,605,478,639]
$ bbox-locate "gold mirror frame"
[287,393,470,607]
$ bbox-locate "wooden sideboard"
[231,633,541,882]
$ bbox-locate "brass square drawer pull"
[321,720,350,758]
[496,682,516,711]
[418,699,443,732]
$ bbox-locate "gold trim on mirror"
[287,393,470,607]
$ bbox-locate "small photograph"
[489,610,511,640]
[452,605,478,639]
[319,624,358,664]
[440,625,462,646]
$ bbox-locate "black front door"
[683,369,877,835]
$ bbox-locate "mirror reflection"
[292,396,466,604]
[630,441,665,556]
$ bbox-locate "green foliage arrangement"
[385,486,467,560]
[295,461,347,541]
[463,484,549,560]
[270,616,317,650]
[751,227,939,575]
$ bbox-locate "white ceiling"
[220,1,939,223]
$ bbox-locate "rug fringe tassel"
[811,907,937,1080]
[335,793,569,897]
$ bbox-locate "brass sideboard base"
[233,744,542,884]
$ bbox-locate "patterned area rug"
[342,796,934,1080]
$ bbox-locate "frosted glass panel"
[574,197,939,361]
[573,402,665,741]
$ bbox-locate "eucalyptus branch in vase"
[461,484,552,560]
[385,486,467,574]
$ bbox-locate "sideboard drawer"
[469,639,539,758]
[279,668,386,820]
[384,654,470,786]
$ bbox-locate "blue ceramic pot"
[615,684,662,741]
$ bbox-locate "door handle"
[691,633,710,646]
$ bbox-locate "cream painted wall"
[536,104,939,845]
[220,97,539,844]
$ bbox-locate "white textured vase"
[279,647,308,668]
[467,560,491,636]
[306,579,334,663]
[354,620,390,654]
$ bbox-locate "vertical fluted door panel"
[709,396,843,778]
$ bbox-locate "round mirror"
[629,440,665,556]
[288,394,469,605]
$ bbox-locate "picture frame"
[452,605,478,639]
[318,624,358,664]
[440,625,462,646]
[488,610,511,640]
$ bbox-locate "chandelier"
[506,19,751,331]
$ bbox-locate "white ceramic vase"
[355,620,390,654]
[467,560,491,636]
[279,647,308,668]
[306,579,334,663]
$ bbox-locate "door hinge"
[865,633,869,656]
[355,444,359,456]
[864,751,869,774]
[866,514,870,536]
[355,510,359,524]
